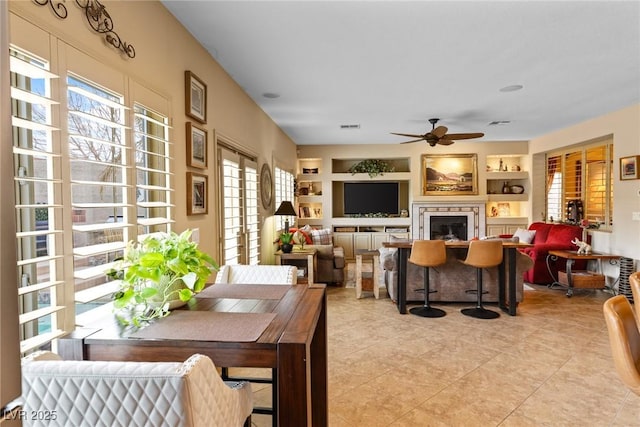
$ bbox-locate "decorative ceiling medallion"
[33,0,136,59]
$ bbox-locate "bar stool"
[460,239,503,319]
[408,240,447,318]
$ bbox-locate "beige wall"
[530,104,640,261]
[8,0,298,263]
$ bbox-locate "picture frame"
[620,155,640,180]
[186,122,207,169]
[187,172,208,215]
[421,153,478,195]
[185,70,207,124]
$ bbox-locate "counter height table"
[383,240,533,316]
[59,283,328,427]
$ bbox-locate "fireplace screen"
[430,215,468,240]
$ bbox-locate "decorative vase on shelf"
[502,181,510,194]
[281,243,293,253]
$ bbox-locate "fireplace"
[430,215,468,241]
[411,202,486,240]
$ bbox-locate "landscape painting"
[422,154,478,195]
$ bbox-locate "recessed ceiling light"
[340,124,360,129]
[499,85,523,93]
[262,92,280,99]
[489,120,511,126]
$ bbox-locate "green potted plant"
[106,229,218,327]
[279,231,294,253]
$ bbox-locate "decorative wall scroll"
[186,122,208,169]
[33,0,136,58]
[187,172,208,215]
[185,71,207,124]
[421,154,478,196]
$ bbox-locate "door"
[218,146,259,265]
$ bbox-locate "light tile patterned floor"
[251,283,640,426]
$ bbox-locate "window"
[11,48,65,353]
[11,44,174,352]
[545,140,613,228]
[273,166,295,227]
[218,147,259,265]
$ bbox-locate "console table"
[547,249,620,297]
[383,240,532,316]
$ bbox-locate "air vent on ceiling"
[340,124,361,129]
[488,120,511,126]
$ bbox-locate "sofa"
[306,245,346,284]
[379,240,534,304]
[288,226,345,284]
[516,222,588,285]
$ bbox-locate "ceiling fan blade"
[442,132,484,140]
[391,132,424,138]
[437,139,455,146]
[431,126,448,138]
[399,138,426,144]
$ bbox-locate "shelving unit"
[485,155,530,234]
[297,158,325,225]
[296,157,412,245]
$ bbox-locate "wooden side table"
[355,249,381,299]
[275,248,317,285]
[547,249,620,297]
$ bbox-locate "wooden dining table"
[383,240,532,316]
[58,283,328,427]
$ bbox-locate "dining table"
[382,240,532,316]
[58,282,328,427]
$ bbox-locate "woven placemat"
[197,283,290,300]
[130,311,276,342]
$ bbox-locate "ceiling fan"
[391,118,484,146]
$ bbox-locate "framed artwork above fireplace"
[421,153,478,196]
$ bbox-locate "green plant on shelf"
[348,159,395,178]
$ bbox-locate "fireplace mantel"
[411,202,487,240]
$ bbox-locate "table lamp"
[274,200,297,232]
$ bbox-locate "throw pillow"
[513,228,536,244]
[290,228,313,244]
[311,228,332,245]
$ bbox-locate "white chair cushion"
[215,265,297,285]
[21,352,252,427]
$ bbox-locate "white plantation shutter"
[546,140,613,228]
[11,48,66,353]
[11,38,175,350]
[219,146,260,265]
[133,104,173,237]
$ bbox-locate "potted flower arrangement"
[106,229,218,326]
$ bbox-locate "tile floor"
[251,283,640,426]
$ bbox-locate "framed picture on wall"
[186,122,207,169]
[421,153,478,195]
[187,172,208,215]
[620,155,640,180]
[185,70,207,124]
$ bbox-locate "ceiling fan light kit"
[391,118,484,146]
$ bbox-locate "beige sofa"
[379,243,534,304]
[306,244,345,284]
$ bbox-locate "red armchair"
[519,222,588,285]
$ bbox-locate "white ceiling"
[161,0,640,145]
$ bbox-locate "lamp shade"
[274,201,297,217]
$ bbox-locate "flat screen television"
[344,181,399,215]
